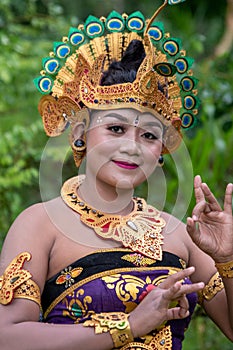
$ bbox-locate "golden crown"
[34,0,199,154]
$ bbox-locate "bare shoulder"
[2,199,59,248]
[0,197,63,281]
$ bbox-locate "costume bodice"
[41,249,197,349]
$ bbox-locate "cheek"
[143,141,162,160]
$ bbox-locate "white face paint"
[85,108,163,190]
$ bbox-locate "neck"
[78,174,134,215]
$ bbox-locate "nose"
[119,130,141,156]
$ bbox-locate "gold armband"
[215,260,233,278]
[83,312,134,348]
[198,272,224,304]
[0,252,41,307]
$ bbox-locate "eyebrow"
[102,113,128,122]
[140,121,163,129]
[102,112,163,129]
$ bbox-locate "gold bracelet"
[198,272,224,304]
[215,260,233,278]
[83,312,134,348]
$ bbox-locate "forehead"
[90,108,163,128]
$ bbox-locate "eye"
[142,132,159,140]
[107,125,125,134]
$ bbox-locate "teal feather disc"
[107,18,124,32]
[68,28,85,46]
[53,42,71,59]
[84,15,104,38]
[126,11,145,33]
[42,57,60,75]
[153,62,177,77]
[180,77,195,92]
[184,95,197,110]
[181,112,194,128]
[163,38,180,56]
[33,76,53,94]
[175,57,194,74]
[106,11,125,32]
[148,22,164,42]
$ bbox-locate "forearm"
[215,257,233,331]
[0,321,113,350]
[221,277,233,331]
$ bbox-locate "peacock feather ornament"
[34,0,200,165]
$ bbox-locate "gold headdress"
[34,0,199,159]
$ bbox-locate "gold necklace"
[61,175,166,260]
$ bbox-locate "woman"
[0,2,233,349]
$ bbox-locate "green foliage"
[184,309,233,349]
[0,121,47,248]
[0,0,69,128]
[0,1,233,348]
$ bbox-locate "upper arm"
[0,203,55,324]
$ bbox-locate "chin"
[115,179,135,190]
[95,164,155,190]
[112,174,148,190]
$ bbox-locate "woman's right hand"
[129,267,204,338]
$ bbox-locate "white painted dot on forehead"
[96,116,102,124]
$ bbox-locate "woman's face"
[85,108,163,189]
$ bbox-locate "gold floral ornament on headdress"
[34,0,199,157]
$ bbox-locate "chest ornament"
[121,253,156,267]
[56,266,83,288]
[61,176,166,260]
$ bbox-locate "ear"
[71,122,86,142]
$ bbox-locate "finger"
[159,267,195,289]
[201,183,222,211]
[186,217,200,243]
[164,281,204,301]
[194,175,205,203]
[191,200,208,221]
[224,183,233,214]
[178,296,189,318]
[162,278,204,303]
[186,216,196,234]
[164,286,189,320]
[162,281,182,301]
[178,294,189,311]
[178,305,190,319]
[167,306,190,320]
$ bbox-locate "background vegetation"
[0,0,232,348]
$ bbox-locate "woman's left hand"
[186,175,233,263]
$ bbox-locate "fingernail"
[192,215,198,221]
[185,266,195,274]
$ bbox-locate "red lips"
[112,160,139,170]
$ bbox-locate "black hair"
[100,39,146,86]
